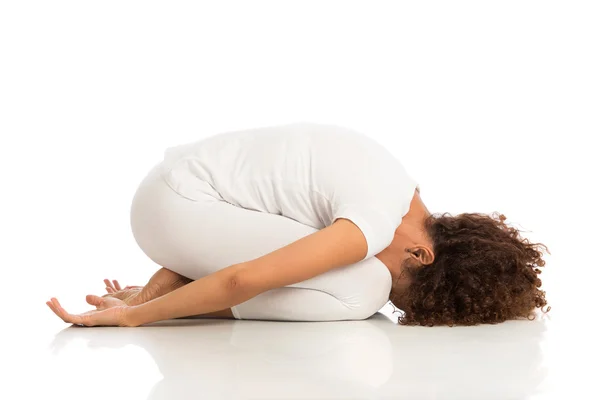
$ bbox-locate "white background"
[1,1,599,397]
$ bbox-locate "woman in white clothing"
[46,123,550,327]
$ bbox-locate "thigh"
[130,161,319,279]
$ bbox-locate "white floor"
[5,301,595,400]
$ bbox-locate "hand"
[104,279,143,293]
[46,295,131,327]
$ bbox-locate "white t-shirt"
[160,122,419,260]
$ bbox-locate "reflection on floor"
[8,305,587,400]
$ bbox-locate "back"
[161,122,419,259]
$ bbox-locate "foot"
[103,270,192,306]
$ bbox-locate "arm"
[125,218,368,326]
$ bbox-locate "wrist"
[122,305,141,327]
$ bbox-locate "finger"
[46,301,67,323]
[86,295,104,307]
[49,298,73,323]
[52,298,89,326]
[113,280,122,291]
[47,299,66,320]
[50,298,85,326]
[106,287,115,294]
[104,279,115,291]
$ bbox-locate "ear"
[409,246,435,265]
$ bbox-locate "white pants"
[129,161,392,321]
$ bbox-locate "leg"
[127,267,192,306]
[130,161,391,321]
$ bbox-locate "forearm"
[124,265,252,326]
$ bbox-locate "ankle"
[171,276,192,291]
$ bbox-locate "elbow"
[227,274,240,291]
[225,269,256,304]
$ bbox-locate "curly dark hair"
[395,212,550,327]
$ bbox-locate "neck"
[374,189,430,290]
[398,189,429,235]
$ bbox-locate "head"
[387,211,550,326]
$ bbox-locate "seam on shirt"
[251,176,332,225]
[308,188,334,226]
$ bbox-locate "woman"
[47,122,550,327]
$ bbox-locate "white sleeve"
[327,169,419,260]
[332,203,398,260]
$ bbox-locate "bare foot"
[102,284,144,306]
[103,269,192,306]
